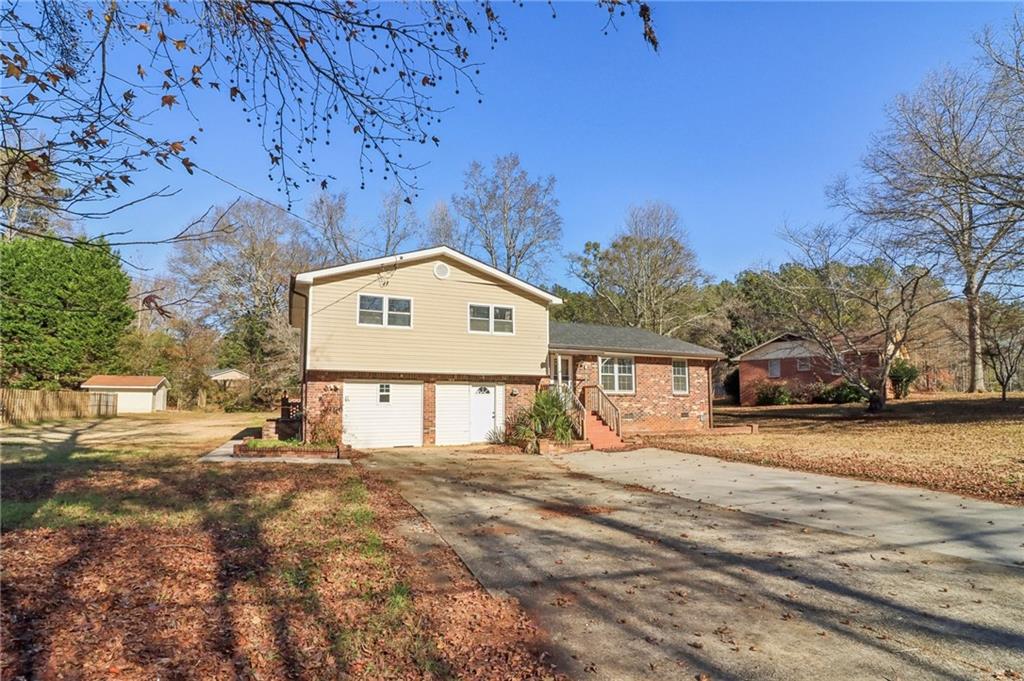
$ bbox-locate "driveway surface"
[368,448,1024,681]
[552,448,1024,567]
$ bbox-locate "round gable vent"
[433,262,450,279]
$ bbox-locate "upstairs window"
[468,304,515,335]
[767,358,782,378]
[599,357,635,393]
[672,359,689,394]
[358,294,412,328]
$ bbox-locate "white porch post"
[556,353,563,386]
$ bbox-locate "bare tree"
[306,191,360,265]
[569,202,709,336]
[375,186,418,257]
[451,153,562,280]
[831,67,1024,393]
[766,226,951,411]
[424,200,471,252]
[980,294,1024,400]
[1,1,657,235]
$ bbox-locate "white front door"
[470,384,499,443]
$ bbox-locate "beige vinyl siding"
[308,257,549,376]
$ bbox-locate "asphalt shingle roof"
[549,321,725,359]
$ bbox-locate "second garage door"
[342,381,423,448]
[435,383,504,446]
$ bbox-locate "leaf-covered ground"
[1,414,562,680]
[654,393,1024,504]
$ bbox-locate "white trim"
[304,288,311,371]
[672,358,690,395]
[293,246,562,305]
[767,358,782,378]
[356,293,414,329]
[598,355,636,395]
[466,302,516,336]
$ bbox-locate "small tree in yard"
[766,226,950,412]
[980,296,1024,400]
[888,359,921,399]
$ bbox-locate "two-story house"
[289,246,724,449]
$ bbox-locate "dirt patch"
[537,503,615,519]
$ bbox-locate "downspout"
[707,363,714,429]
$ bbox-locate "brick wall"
[303,370,542,445]
[571,355,713,435]
[738,353,885,406]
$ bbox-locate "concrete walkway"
[550,448,1024,567]
[368,449,1024,681]
[199,439,351,465]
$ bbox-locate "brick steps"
[584,411,624,449]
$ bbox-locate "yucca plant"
[510,389,573,454]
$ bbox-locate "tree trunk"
[964,282,986,393]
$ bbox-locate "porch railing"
[550,383,587,440]
[582,384,621,438]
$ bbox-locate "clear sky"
[101,1,1016,287]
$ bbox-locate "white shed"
[81,375,169,414]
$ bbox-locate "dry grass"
[652,393,1024,505]
[1,412,561,680]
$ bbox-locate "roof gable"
[292,246,562,305]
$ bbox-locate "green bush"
[723,368,740,403]
[888,359,920,399]
[821,382,866,404]
[754,382,792,406]
[494,389,573,453]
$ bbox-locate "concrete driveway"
[552,448,1024,567]
[368,448,1024,681]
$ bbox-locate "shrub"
[501,389,574,453]
[723,368,740,403]
[889,359,920,399]
[306,388,341,445]
[821,382,866,404]
[754,382,791,406]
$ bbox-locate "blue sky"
[102,2,1015,286]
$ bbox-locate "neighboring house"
[289,246,724,449]
[732,334,887,406]
[81,375,169,413]
[206,367,250,386]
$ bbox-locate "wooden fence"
[0,389,118,425]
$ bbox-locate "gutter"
[548,345,726,361]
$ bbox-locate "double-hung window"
[767,358,782,378]
[599,357,634,393]
[672,359,689,394]
[358,294,412,328]
[468,304,514,334]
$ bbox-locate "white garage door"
[342,381,423,448]
[435,383,504,446]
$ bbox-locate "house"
[81,375,169,413]
[206,367,250,386]
[732,334,885,406]
[289,246,724,449]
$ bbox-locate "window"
[358,294,412,328]
[378,384,390,403]
[672,359,689,394]
[468,304,514,334]
[599,357,634,393]
[796,357,811,372]
[830,359,843,376]
[767,358,782,378]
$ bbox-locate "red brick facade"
[738,353,883,406]
[302,370,542,445]
[568,355,715,435]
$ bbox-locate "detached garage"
[81,375,169,414]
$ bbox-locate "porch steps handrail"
[582,384,621,438]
